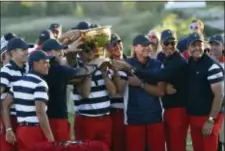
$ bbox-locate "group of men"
[0,19,224,151]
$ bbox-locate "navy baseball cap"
[188,32,204,45]
[209,34,224,44]
[42,39,67,52]
[71,21,91,30]
[49,23,60,30]
[161,29,177,42]
[3,32,16,41]
[28,50,53,65]
[1,32,17,52]
[110,33,121,45]
[7,38,34,52]
[39,30,51,42]
[132,34,152,46]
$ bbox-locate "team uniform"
[146,51,189,151]
[0,60,27,151]
[43,59,79,141]
[10,71,49,151]
[73,68,112,149]
[219,56,225,146]
[187,54,224,151]
[156,51,189,151]
[108,69,128,151]
[125,57,165,151]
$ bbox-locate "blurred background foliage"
[1,1,224,56]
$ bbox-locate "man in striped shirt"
[0,37,33,151]
[105,33,128,151]
[208,34,225,151]
[73,41,116,149]
[2,50,54,151]
[187,33,224,151]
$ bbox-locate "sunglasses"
[189,24,199,30]
[163,41,176,46]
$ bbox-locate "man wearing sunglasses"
[158,29,189,151]
[187,32,224,151]
[208,34,225,151]
[143,29,189,151]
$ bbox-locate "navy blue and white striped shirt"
[0,60,27,116]
[108,69,128,109]
[10,72,49,124]
[73,69,111,117]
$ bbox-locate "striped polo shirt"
[10,72,49,124]
[0,60,27,116]
[108,69,128,109]
[73,69,111,117]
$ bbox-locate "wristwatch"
[140,81,145,89]
[130,67,137,75]
[207,116,215,123]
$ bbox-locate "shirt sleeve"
[135,59,187,82]
[207,64,224,84]
[0,66,11,89]
[61,65,79,80]
[34,81,49,102]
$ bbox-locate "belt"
[18,122,39,127]
[111,108,123,113]
[76,113,109,119]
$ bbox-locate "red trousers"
[164,107,189,151]
[126,122,166,151]
[189,114,224,151]
[74,114,112,150]
[0,116,17,151]
[49,118,70,142]
[16,125,47,151]
[110,109,125,151]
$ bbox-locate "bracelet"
[6,127,12,132]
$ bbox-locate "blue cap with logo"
[161,29,177,42]
[133,34,152,46]
[188,32,204,45]
[42,39,67,52]
[49,23,60,30]
[7,38,34,52]
[110,33,122,45]
[39,30,51,42]
[209,34,224,44]
[28,50,53,66]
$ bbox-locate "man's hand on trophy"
[65,37,84,54]
[99,61,111,73]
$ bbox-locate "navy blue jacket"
[187,54,224,116]
[126,57,163,124]
[133,52,188,109]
